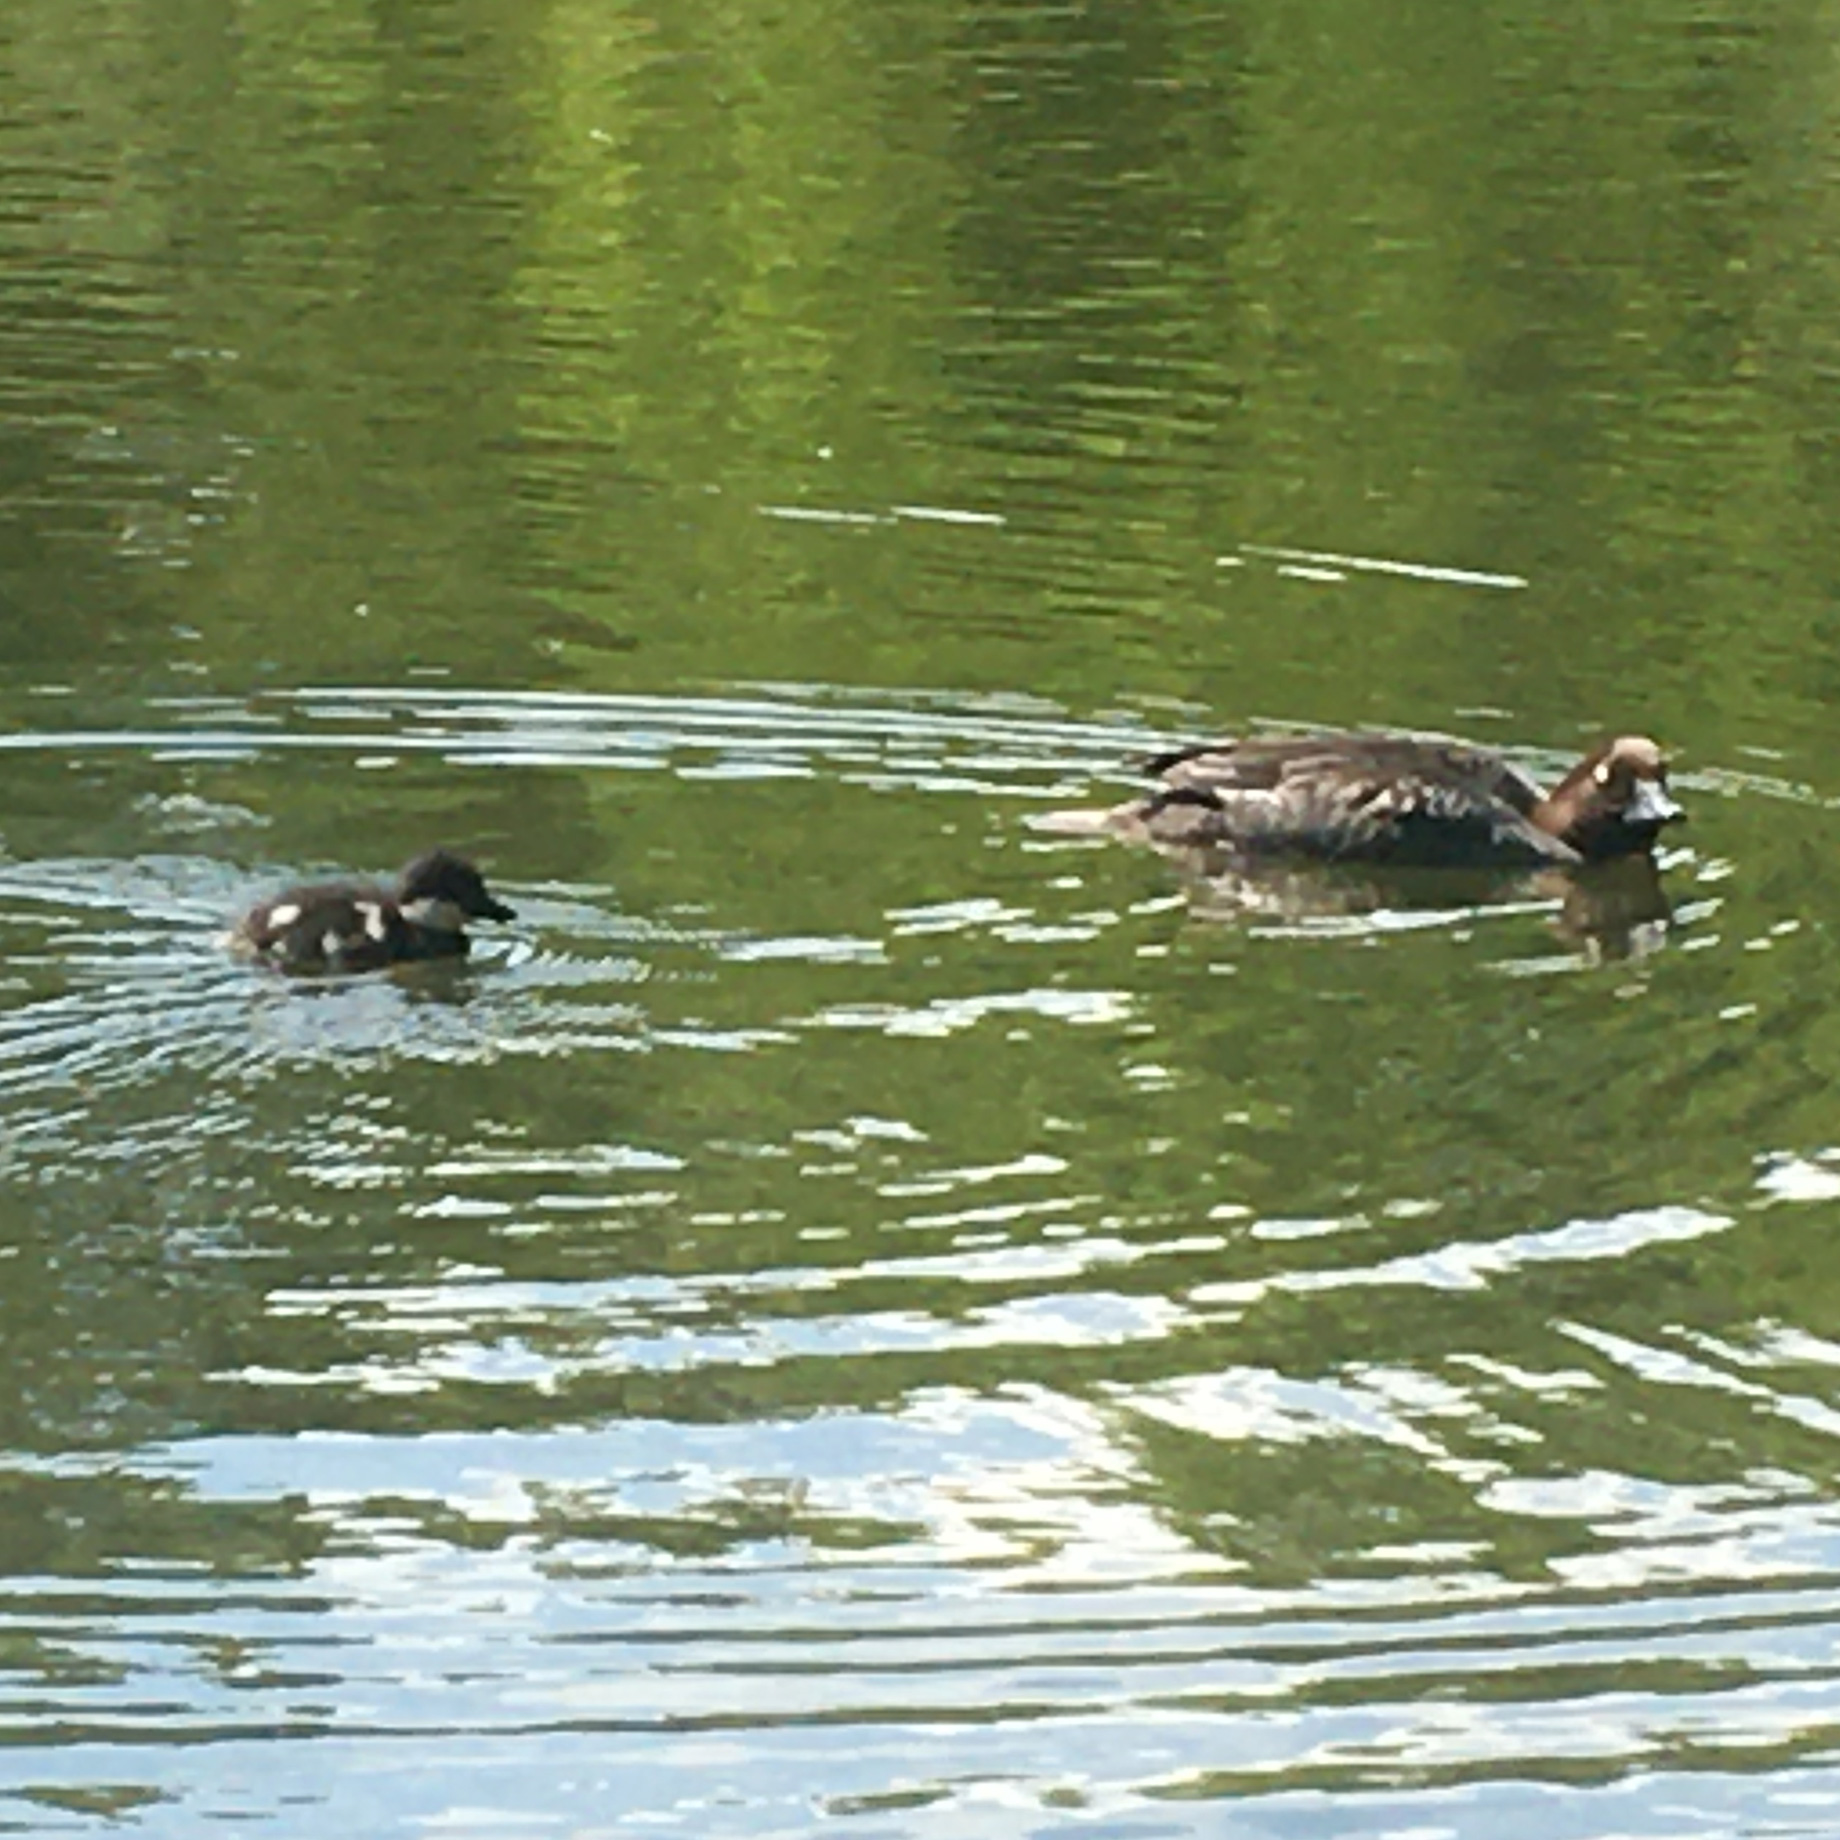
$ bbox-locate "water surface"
[5,2,1840,1835]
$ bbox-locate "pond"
[5,1,1840,1835]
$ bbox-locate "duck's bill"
[1627,780,1684,828]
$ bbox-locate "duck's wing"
[1143,735,1580,864]
[234,880,400,972]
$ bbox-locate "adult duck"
[1042,731,1682,868]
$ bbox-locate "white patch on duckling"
[357,901,387,941]
[402,895,465,933]
[267,902,301,928]
[321,930,344,960]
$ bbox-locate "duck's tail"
[1026,805,1130,838]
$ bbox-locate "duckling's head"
[398,850,516,930]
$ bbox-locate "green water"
[4,1,1840,1835]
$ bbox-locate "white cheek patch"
[1624,778,1682,826]
[404,896,465,933]
[267,902,301,929]
[1592,761,1612,785]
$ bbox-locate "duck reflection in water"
[1178,853,1673,960]
[1038,727,1685,958]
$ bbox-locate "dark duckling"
[1043,732,1683,869]
[229,848,515,974]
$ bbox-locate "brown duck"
[1043,731,1683,869]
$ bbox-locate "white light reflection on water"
[0,683,1837,1840]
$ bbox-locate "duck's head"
[398,850,516,930]
[1542,736,1684,860]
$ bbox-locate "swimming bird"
[228,848,515,973]
[1041,731,1682,868]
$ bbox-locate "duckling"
[229,848,515,974]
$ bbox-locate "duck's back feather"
[1125,734,1581,867]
